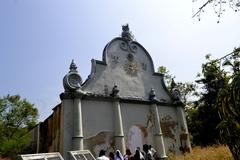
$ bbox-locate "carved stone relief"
[123,53,139,76]
[110,55,119,63]
[119,41,138,54]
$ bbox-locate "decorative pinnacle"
[121,24,133,41]
[69,59,78,72]
[170,78,177,90]
[149,88,156,101]
[110,84,120,97]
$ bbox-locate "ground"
[167,145,233,160]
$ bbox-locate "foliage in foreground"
[189,55,224,146]
[192,0,240,23]
[216,49,240,160]
[0,95,38,159]
[157,66,198,106]
[167,145,233,160]
[159,48,240,159]
[193,49,240,159]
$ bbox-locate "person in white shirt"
[97,150,110,160]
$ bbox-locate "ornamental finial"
[149,88,156,101]
[63,60,82,92]
[69,59,77,72]
[121,24,133,41]
[170,78,177,90]
[170,78,183,104]
[110,84,120,97]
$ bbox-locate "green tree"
[158,66,174,87]
[0,95,38,159]
[189,54,225,146]
[173,82,199,106]
[158,66,198,106]
[216,48,240,159]
[191,49,240,159]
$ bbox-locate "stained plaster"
[81,38,172,103]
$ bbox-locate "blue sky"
[0,0,240,121]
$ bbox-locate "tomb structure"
[30,25,191,159]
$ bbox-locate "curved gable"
[82,37,171,103]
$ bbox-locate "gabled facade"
[30,25,191,159]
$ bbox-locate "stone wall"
[29,28,191,158]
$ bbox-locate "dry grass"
[0,158,11,160]
[167,145,233,160]
[0,145,233,160]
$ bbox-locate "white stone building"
[30,25,191,160]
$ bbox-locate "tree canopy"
[0,95,38,159]
[215,49,240,159]
[158,52,240,159]
[189,55,224,146]
[190,49,240,159]
[157,66,198,106]
[193,0,240,22]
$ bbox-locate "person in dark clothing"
[134,150,144,160]
[143,144,153,160]
[124,149,132,160]
[109,152,114,160]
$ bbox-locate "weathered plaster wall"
[29,98,189,158]
[121,103,154,153]
[158,106,184,154]
[82,100,114,137]
[80,100,186,157]
[82,100,114,156]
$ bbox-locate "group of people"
[97,144,156,160]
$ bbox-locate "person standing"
[134,150,144,160]
[148,145,156,159]
[123,149,132,160]
[143,144,153,160]
[109,152,115,160]
[114,150,124,160]
[97,150,110,160]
